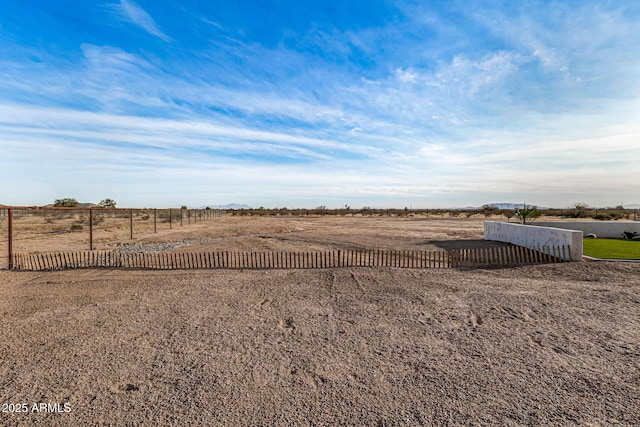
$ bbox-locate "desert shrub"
[115,210,131,219]
[70,224,83,231]
[566,203,590,218]
[593,213,611,220]
[609,212,628,220]
[54,198,78,207]
[158,210,182,223]
[98,198,117,208]
[593,211,628,220]
[482,205,499,218]
[544,208,564,217]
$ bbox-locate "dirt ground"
[1,215,504,255]
[1,215,506,269]
[1,217,639,425]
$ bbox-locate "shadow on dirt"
[428,239,513,251]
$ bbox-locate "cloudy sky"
[1,1,639,209]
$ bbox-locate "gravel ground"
[1,261,638,426]
[110,239,222,255]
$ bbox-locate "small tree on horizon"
[514,203,541,225]
[98,198,117,208]
[54,198,79,207]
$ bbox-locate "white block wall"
[484,221,582,261]
[533,221,640,239]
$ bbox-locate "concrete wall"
[484,221,582,261]
[533,221,640,239]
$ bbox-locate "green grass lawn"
[583,238,640,260]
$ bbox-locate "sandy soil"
[1,217,639,425]
[1,215,504,268]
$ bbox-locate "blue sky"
[1,1,639,209]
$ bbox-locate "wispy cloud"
[115,0,170,42]
[1,1,639,207]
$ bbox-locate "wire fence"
[0,207,226,269]
[0,208,28,218]
[2,207,575,271]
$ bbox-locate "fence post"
[130,209,133,239]
[89,208,93,250]
[7,208,13,270]
[154,209,157,233]
[169,209,172,229]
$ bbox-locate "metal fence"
[0,208,28,218]
[1,207,226,269]
[10,245,571,271]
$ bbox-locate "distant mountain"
[201,203,252,210]
[486,203,549,210]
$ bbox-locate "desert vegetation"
[546,203,636,221]
[224,205,638,220]
[514,204,542,224]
